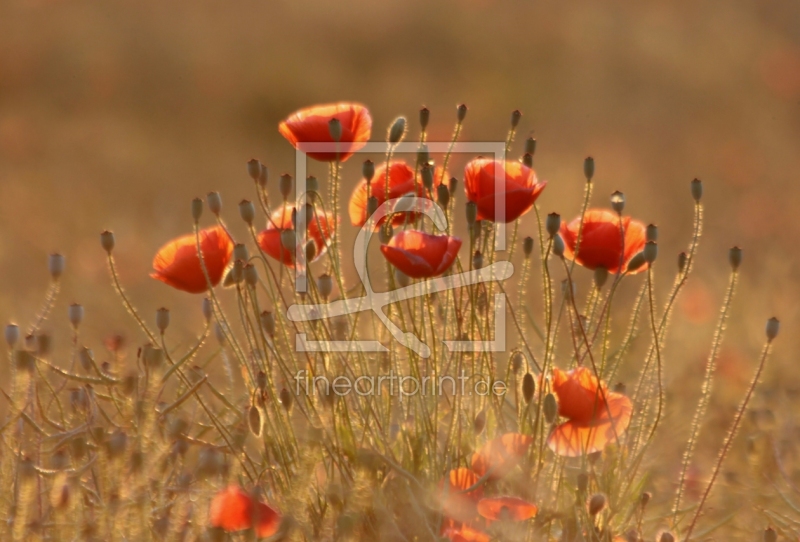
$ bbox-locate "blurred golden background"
[1,0,798,495]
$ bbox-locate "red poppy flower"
[559,209,647,274]
[209,485,281,538]
[380,230,461,278]
[470,433,533,480]
[257,205,335,267]
[278,102,372,162]
[547,367,633,457]
[439,467,484,529]
[151,226,233,294]
[463,158,546,223]
[477,496,538,522]
[443,525,491,542]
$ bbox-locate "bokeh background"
[1,0,799,527]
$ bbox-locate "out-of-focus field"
[1,0,799,532]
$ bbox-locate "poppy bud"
[206,191,222,216]
[658,532,675,542]
[239,200,255,225]
[362,160,375,185]
[317,273,333,300]
[417,144,430,167]
[155,307,170,334]
[78,346,93,372]
[437,183,450,207]
[610,191,625,214]
[546,213,561,238]
[281,229,297,251]
[646,224,658,242]
[328,118,342,142]
[258,164,268,188]
[678,251,688,274]
[764,527,777,542]
[584,156,595,181]
[305,240,317,263]
[260,311,275,338]
[379,224,393,244]
[243,263,258,287]
[191,197,203,222]
[466,201,478,226]
[457,103,467,123]
[522,373,535,403]
[202,298,212,322]
[229,259,244,284]
[248,405,262,437]
[766,317,780,342]
[394,268,410,288]
[522,152,533,168]
[100,231,115,254]
[306,175,319,194]
[614,382,626,394]
[640,492,651,507]
[473,250,484,269]
[594,267,609,289]
[627,252,646,273]
[577,472,589,493]
[510,351,525,374]
[729,246,742,270]
[525,137,536,156]
[643,241,658,263]
[588,494,606,515]
[279,387,293,411]
[366,196,379,219]
[279,173,293,201]
[49,253,65,280]
[544,392,557,423]
[449,176,458,194]
[419,107,430,130]
[510,109,522,128]
[552,234,565,258]
[5,324,19,348]
[388,116,407,144]
[523,236,534,258]
[473,409,487,435]
[143,344,164,369]
[68,303,84,329]
[233,243,249,263]
[421,163,434,191]
[690,178,703,202]
[247,158,261,181]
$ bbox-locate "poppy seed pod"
[49,253,65,280]
[522,152,533,168]
[546,213,561,238]
[457,103,467,122]
[584,156,595,181]
[328,117,342,142]
[627,252,646,273]
[239,200,255,225]
[306,175,319,193]
[588,494,606,515]
[280,229,297,252]
[388,116,407,144]
[766,317,780,341]
[142,344,164,369]
[729,246,742,270]
[473,409,486,435]
[658,532,676,542]
[207,191,222,216]
[552,234,565,258]
[522,373,535,403]
[610,191,625,214]
[279,174,293,201]
[233,243,249,263]
[465,201,478,226]
[525,137,536,156]
[243,263,258,287]
[416,144,430,168]
[544,393,558,424]
[449,176,458,194]
[472,250,484,270]
[247,158,261,181]
[317,273,333,300]
[230,259,244,284]
[305,240,317,263]
[191,197,203,222]
[614,381,626,394]
[421,163,434,191]
[155,307,170,334]
[202,298,212,322]
[362,160,375,184]
[646,224,658,242]
[5,324,19,348]
[577,472,589,493]
[393,268,411,288]
[764,527,777,542]
[258,164,268,188]
[419,107,430,130]
[640,492,651,507]
[248,405,262,437]
[437,183,450,208]
[594,267,609,289]
[68,303,84,329]
[279,388,293,411]
[510,109,522,128]
[100,231,115,254]
[690,178,703,202]
[510,351,525,374]
[678,251,688,273]
[523,236,534,258]
[643,241,658,263]
[260,311,275,338]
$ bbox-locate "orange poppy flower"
[470,432,533,480]
[547,367,633,457]
[559,209,647,274]
[257,205,335,267]
[278,102,372,162]
[151,226,233,294]
[443,525,492,542]
[477,496,538,522]
[439,467,484,528]
[380,230,461,278]
[463,158,546,223]
[209,485,281,538]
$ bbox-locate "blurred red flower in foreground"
[209,485,281,538]
[470,432,533,480]
[380,230,461,278]
[559,209,646,274]
[443,525,491,542]
[463,158,546,223]
[151,226,233,293]
[547,367,632,457]
[439,467,484,531]
[279,102,372,162]
[477,496,538,522]
[257,205,335,267]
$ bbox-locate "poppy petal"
[380,230,461,278]
[151,226,233,294]
[471,432,533,480]
[477,496,538,522]
[279,103,372,162]
[209,486,254,533]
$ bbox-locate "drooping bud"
[191,198,203,222]
[552,234,565,258]
[465,201,478,226]
[279,388,293,411]
[643,241,658,263]
[100,231,115,254]
[588,493,606,515]
[258,164,268,189]
[594,267,609,289]
[206,191,222,216]
[437,184,450,208]
[524,137,536,156]
[419,107,430,130]
[646,224,658,242]
[317,274,333,300]
[544,393,558,423]
[584,156,595,181]
[678,251,688,273]
[5,324,19,348]
[690,178,703,202]
[546,213,561,238]
[243,263,258,287]
[388,116,407,144]
[394,268,410,288]
[202,298,212,322]
[473,409,486,435]
[247,158,261,181]
[627,252,646,273]
[522,153,533,168]
[522,373,535,403]
[729,246,742,270]
[306,175,319,193]
[49,253,65,280]
[523,236,534,258]
[610,191,625,214]
[766,317,780,342]
[328,118,342,142]
[260,311,275,338]
[279,173,293,201]
[239,200,255,225]
[68,303,84,329]
[421,163,434,191]
[510,109,522,128]
[457,103,467,123]
[281,229,297,252]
